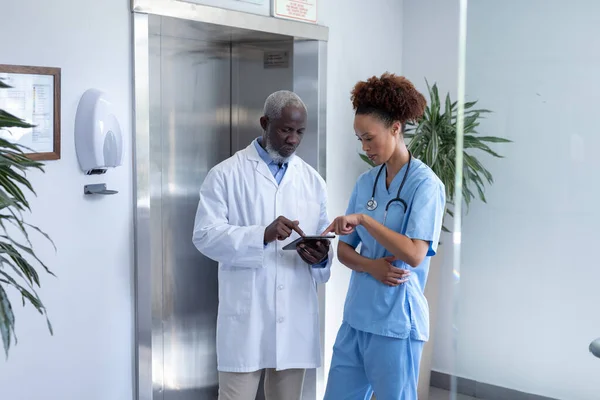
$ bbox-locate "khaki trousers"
[218,369,305,400]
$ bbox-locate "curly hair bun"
[351,72,427,125]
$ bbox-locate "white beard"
[264,138,293,164]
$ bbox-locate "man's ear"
[260,116,269,131]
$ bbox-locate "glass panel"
[449,1,600,399]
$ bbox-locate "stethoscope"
[365,152,412,225]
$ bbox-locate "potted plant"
[0,78,54,357]
[359,80,511,398]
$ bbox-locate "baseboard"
[429,371,558,400]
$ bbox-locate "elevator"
[132,1,328,400]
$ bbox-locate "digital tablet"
[282,235,336,250]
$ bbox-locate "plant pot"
[417,244,445,399]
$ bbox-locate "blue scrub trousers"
[323,322,424,400]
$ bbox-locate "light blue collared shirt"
[253,138,328,268]
[254,138,288,185]
[340,158,446,341]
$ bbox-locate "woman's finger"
[322,217,355,236]
[321,220,336,235]
[389,268,410,278]
[388,272,406,279]
[332,219,340,234]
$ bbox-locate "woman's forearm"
[359,214,426,268]
[337,242,372,273]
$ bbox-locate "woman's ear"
[392,121,402,136]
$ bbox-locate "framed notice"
[272,0,317,24]
[0,64,61,161]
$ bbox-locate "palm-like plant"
[360,80,511,231]
[0,77,54,357]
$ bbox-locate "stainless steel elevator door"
[139,12,328,400]
[158,33,231,399]
[231,40,294,153]
[148,14,316,400]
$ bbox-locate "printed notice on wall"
[273,0,317,24]
[264,51,290,69]
[0,73,54,153]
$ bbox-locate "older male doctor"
[192,90,332,400]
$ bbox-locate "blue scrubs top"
[339,158,446,341]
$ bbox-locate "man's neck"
[258,136,267,150]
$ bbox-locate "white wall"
[318,0,404,393]
[457,2,600,398]
[404,1,600,399]
[402,0,459,97]
[0,1,133,399]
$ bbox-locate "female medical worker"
[322,73,446,400]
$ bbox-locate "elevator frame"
[132,1,329,399]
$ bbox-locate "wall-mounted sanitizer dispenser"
[75,89,123,175]
[75,89,122,195]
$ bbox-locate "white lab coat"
[192,143,332,373]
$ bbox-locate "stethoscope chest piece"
[366,152,412,218]
[366,198,378,211]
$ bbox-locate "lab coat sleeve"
[404,179,446,256]
[192,168,265,268]
[310,185,332,284]
[339,183,361,248]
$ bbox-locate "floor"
[429,387,478,400]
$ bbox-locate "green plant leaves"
[0,285,15,357]
[0,85,54,358]
[0,79,11,89]
[0,110,36,130]
[359,79,512,232]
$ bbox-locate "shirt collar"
[254,137,287,167]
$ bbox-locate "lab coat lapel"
[244,143,278,187]
[278,156,299,190]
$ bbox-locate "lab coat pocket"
[218,268,253,318]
